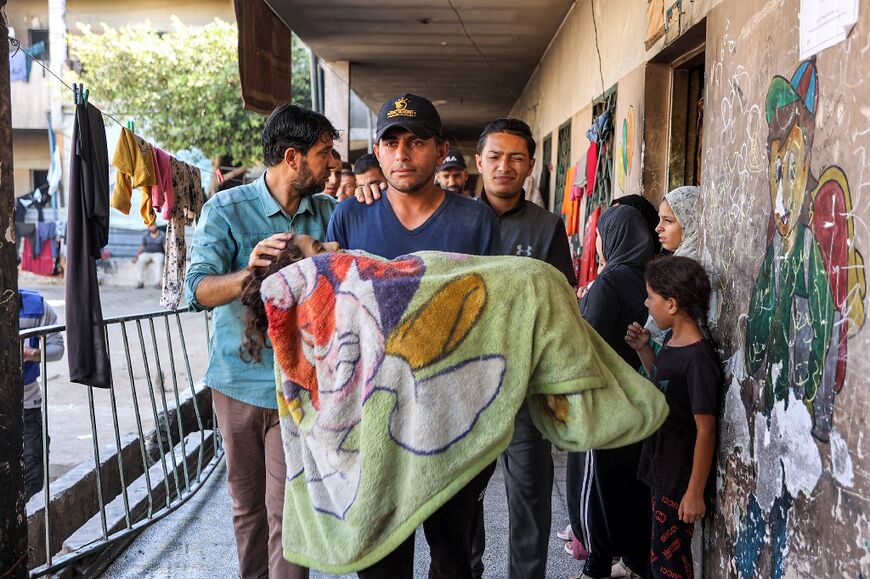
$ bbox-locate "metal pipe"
[175,314,205,480]
[148,318,182,501]
[163,316,190,494]
[104,325,131,530]
[135,320,172,509]
[120,321,154,516]
[86,385,108,540]
[39,335,52,567]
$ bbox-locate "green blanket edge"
[281,431,512,574]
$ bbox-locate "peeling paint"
[830,428,855,488]
[720,375,751,463]
[754,391,822,511]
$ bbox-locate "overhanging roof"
[265,1,574,141]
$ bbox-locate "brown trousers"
[213,389,308,579]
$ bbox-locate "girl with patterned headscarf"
[647,186,702,346]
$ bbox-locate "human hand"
[625,322,651,351]
[576,280,594,299]
[353,182,386,205]
[132,256,138,263]
[678,490,706,523]
[23,346,40,362]
[248,233,294,269]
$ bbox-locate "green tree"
[292,32,312,109]
[69,18,266,190]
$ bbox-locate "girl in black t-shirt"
[625,256,721,579]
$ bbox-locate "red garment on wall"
[21,238,55,276]
[585,141,599,196]
[578,206,602,287]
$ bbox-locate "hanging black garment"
[66,103,111,388]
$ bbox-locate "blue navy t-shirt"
[327,190,500,258]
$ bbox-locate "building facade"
[511,0,869,576]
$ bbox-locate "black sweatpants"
[567,443,650,578]
[357,461,497,579]
[650,493,694,579]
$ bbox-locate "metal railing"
[19,306,223,577]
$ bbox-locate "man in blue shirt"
[185,105,339,579]
[327,93,499,579]
[353,118,578,579]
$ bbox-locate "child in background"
[625,256,720,579]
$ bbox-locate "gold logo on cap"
[387,97,417,118]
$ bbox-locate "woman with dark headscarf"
[611,193,661,254]
[567,205,654,579]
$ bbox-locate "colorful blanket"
[261,250,668,573]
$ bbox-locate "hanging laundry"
[150,146,175,220]
[9,47,27,81]
[22,41,45,81]
[585,141,599,197]
[560,164,578,235]
[67,103,111,389]
[111,127,157,224]
[34,222,57,258]
[160,159,205,309]
[578,206,602,287]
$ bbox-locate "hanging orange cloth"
[561,164,580,235]
[111,127,157,224]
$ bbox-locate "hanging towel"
[150,146,175,220]
[111,127,156,223]
[262,250,668,573]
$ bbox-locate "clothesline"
[7,36,246,176]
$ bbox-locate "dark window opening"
[553,121,572,217]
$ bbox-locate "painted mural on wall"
[616,105,635,192]
[746,58,866,442]
[737,57,867,579]
[700,1,870,576]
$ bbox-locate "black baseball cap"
[437,149,467,171]
[375,93,442,141]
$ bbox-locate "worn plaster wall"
[613,63,646,200]
[12,132,49,198]
[511,0,646,149]
[701,0,870,576]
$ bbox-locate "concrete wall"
[66,0,234,30]
[12,131,49,197]
[511,0,870,575]
[701,0,870,576]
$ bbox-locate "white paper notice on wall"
[800,0,859,59]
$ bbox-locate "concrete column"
[322,60,350,161]
[48,0,67,210]
[0,2,28,575]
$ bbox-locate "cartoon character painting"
[745,58,866,442]
[261,252,505,519]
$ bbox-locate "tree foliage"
[291,32,312,109]
[68,18,264,167]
